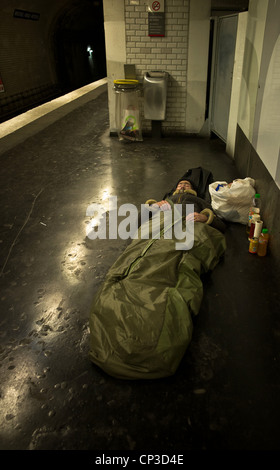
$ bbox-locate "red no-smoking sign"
[149,0,164,12]
[152,1,160,11]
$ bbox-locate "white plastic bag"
[209,177,255,224]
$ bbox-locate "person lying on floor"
[146,179,226,233]
[89,169,227,380]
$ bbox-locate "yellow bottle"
[257,228,269,257]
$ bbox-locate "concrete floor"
[0,90,280,453]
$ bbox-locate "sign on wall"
[148,1,165,37]
[147,1,165,12]
[13,9,40,21]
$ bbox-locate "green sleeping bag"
[89,216,226,380]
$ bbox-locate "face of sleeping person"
[176,180,193,191]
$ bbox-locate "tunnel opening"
[0,0,106,123]
[53,0,106,94]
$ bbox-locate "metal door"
[210,15,238,142]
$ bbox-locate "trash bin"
[143,71,168,121]
[114,80,143,142]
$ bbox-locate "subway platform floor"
[0,90,280,457]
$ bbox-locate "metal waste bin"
[114,79,142,141]
[143,71,168,121]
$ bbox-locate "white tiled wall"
[124,0,189,134]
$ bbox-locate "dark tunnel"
[0,0,107,122]
[53,0,107,94]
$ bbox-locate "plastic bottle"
[249,237,259,254]
[246,193,261,234]
[257,228,269,257]
[254,193,261,209]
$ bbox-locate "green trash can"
[114,79,143,142]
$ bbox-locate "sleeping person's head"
[175,180,193,192]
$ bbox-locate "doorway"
[210,14,238,142]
